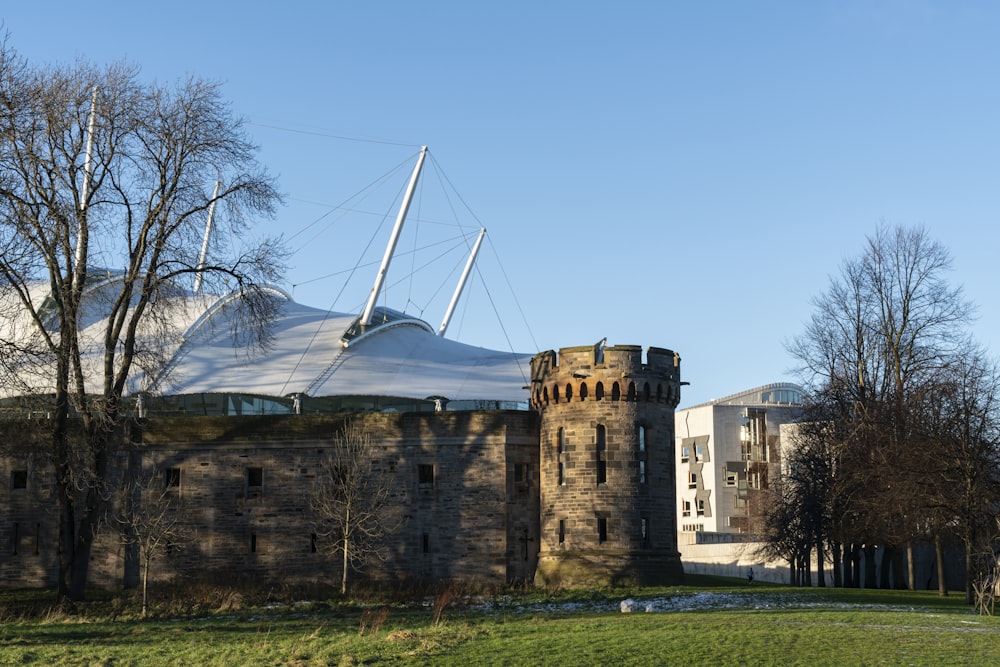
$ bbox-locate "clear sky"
[3,1,998,407]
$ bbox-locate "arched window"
[565,383,573,401]
[553,384,560,403]
[542,386,549,405]
[643,382,651,401]
[579,382,588,400]
[595,382,605,400]
[656,384,664,402]
[611,382,621,401]
[627,382,637,401]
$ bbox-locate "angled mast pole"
[360,145,428,326]
[438,227,486,337]
[75,86,99,273]
[193,180,222,294]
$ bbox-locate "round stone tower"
[529,343,684,587]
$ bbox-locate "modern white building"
[674,383,804,538]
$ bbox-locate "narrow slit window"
[596,424,607,485]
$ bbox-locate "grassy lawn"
[1,578,998,666]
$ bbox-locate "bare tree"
[787,224,976,589]
[912,346,1000,602]
[310,422,402,595]
[108,465,188,617]
[0,36,285,600]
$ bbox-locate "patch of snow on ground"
[473,592,940,616]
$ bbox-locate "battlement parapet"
[529,343,682,410]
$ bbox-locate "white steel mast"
[193,180,221,294]
[360,146,428,327]
[438,227,486,337]
[75,86,99,272]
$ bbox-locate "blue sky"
[3,1,998,407]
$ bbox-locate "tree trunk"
[69,443,112,601]
[935,533,948,597]
[832,541,843,588]
[864,544,878,588]
[142,555,150,618]
[53,381,75,602]
[964,527,977,604]
[906,541,915,591]
[852,544,863,588]
[816,536,826,587]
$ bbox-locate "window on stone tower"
[246,467,263,499]
[513,463,530,494]
[558,519,566,544]
[638,425,648,485]
[596,425,607,485]
[557,427,566,454]
[418,464,435,489]
[597,516,608,543]
[11,470,27,490]
[641,516,650,544]
[558,461,565,485]
[164,468,181,490]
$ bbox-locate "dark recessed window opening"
[247,467,263,488]
[11,470,27,490]
[596,425,607,485]
[418,464,434,488]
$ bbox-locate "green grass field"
[1,577,998,666]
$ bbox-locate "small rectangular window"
[697,499,706,516]
[681,447,690,463]
[250,533,258,553]
[422,532,430,553]
[164,468,181,489]
[688,472,697,489]
[597,517,608,544]
[641,516,650,543]
[514,463,529,484]
[310,533,318,553]
[682,500,691,517]
[11,470,27,490]
[726,471,738,487]
[418,464,435,488]
[247,467,263,487]
[558,461,565,485]
[558,519,566,544]
[639,460,647,485]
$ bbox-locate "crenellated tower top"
[530,343,682,411]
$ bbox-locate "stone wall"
[0,410,540,589]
